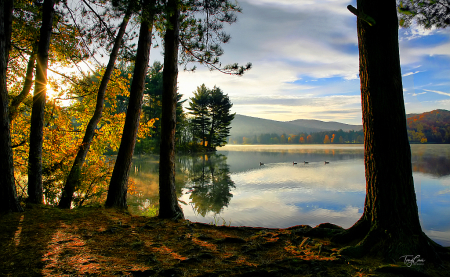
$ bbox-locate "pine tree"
[188,84,211,147]
[207,87,234,149]
[334,0,447,261]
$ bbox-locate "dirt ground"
[0,205,448,276]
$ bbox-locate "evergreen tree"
[27,0,56,204]
[158,0,184,220]
[188,84,211,147]
[0,0,23,213]
[334,1,447,261]
[188,84,234,150]
[208,87,234,149]
[398,0,450,28]
[105,0,156,209]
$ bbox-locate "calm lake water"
[128,144,450,247]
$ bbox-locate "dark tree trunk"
[9,44,37,121]
[158,0,184,220]
[0,0,23,213]
[27,0,55,204]
[105,2,155,209]
[208,114,216,150]
[333,0,445,261]
[59,10,132,209]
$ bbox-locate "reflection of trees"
[185,154,235,216]
[412,155,450,177]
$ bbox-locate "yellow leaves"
[137,117,156,139]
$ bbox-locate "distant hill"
[287,119,363,132]
[407,109,450,143]
[229,114,363,139]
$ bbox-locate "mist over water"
[128,144,450,246]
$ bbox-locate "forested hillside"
[407,109,450,143]
[228,110,450,144]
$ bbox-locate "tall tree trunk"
[59,9,132,209]
[158,0,184,219]
[9,43,37,121]
[27,0,55,204]
[105,1,155,209]
[208,114,215,150]
[0,0,23,213]
[333,0,444,261]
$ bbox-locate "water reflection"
[128,153,235,217]
[128,144,450,246]
[184,154,235,216]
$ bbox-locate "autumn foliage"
[11,68,154,206]
[407,109,450,143]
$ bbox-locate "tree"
[335,1,445,260]
[0,0,23,213]
[27,0,56,204]
[59,6,133,209]
[158,0,184,220]
[207,86,234,150]
[105,0,156,209]
[179,0,251,75]
[323,135,330,144]
[398,0,450,28]
[188,84,234,150]
[188,84,211,147]
[134,61,186,154]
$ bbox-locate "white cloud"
[402,70,422,77]
[423,89,450,97]
[245,0,355,16]
[412,91,427,97]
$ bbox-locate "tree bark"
[27,0,55,204]
[0,0,23,213]
[333,0,445,261]
[158,0,184,219]
[59,9,132,209]
[105,1,155,209]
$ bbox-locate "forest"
[1,0,449,275]
[229,109,450,145]
[1,0,246,212]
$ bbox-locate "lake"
[128,144,450,247]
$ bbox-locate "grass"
[0,205,448,276]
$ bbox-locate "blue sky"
[165,0,450,125]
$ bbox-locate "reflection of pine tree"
[187,154,235,216]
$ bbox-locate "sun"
[46,83,57,99]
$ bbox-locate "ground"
[0,206,448,276]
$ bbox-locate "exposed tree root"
[332,219,448,266]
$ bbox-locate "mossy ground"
[0,206,448,276]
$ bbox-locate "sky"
[147,0,450,125]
